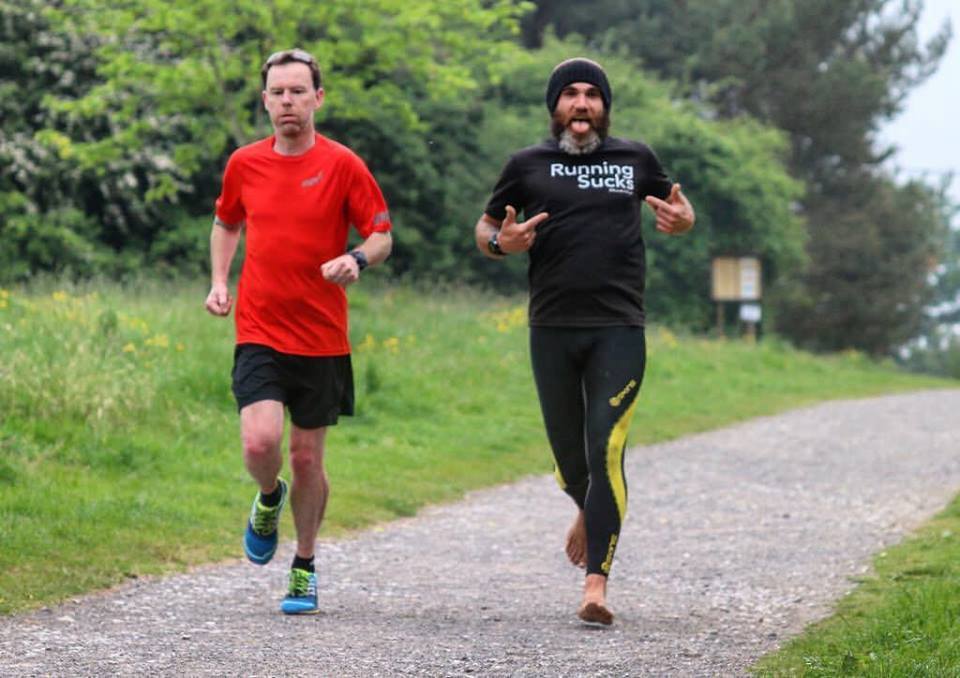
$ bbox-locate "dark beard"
[550,110,610,155]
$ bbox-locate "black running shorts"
[231,343,354,428]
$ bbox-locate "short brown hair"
[261,48,322,90]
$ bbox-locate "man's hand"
[498,205,549,253]
[205,282,233,316]
[321,253,361,287]
[645,183,695,235]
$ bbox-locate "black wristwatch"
[487,231,505,256]
[349,250,369,271]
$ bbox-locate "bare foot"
[565,510,587,568]
[578,601,613,626]
[577,573,613,626]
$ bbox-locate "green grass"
[752,496,960,676]
[0,280,954,620]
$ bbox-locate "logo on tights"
[601,534,618,574]
[608,379,637,407]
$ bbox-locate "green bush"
[0,201,113,283]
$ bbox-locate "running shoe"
[243,478,288,565]
[280,567,319,615]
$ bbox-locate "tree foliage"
[898,189,960,374]
[3,0,952,360]
[524,0,949,177]
[1,0,527,279]
[0,1,114,278]
[776,175,947,355]
[522,0,955,355]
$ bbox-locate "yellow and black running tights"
[529,325,646,576]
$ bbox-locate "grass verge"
[752,495,960,676]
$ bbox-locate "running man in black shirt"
[475,58,694,626]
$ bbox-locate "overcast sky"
[879,0,958,208]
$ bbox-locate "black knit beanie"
[545,58,612,112]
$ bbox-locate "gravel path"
[3,390,960,677]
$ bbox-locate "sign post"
[711,256,762,339]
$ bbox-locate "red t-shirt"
[215,133,391,356]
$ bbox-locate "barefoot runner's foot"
[578,601,614,626]
[578,573,613,625]
[565,510,587,568]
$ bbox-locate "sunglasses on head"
[265,49,316,66]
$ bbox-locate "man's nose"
[281,90,294,104]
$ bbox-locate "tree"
[775,174,948,355]
[522,0,954,352]
[897,188,960,375]
[3,0,527,281]
[0,0,113,279]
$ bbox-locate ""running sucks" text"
[550,162,634,193]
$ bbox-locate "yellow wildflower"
[656,327,679,349]
[52,291,68,302]
[356,333,377,352]
[488,305,527,333]
[144,333,170,349]
[383,337,400,354]
[122,343,136,353]
[120,314,149,334]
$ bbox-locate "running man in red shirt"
[205,48,392,614]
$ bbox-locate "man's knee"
[240,400,284,461]
[241,425,283,462]
[289,442,325,477]
[242,430,282,462]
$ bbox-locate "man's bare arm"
[320,231,393,287]
[205,217,243,316]
[352,230,392,268]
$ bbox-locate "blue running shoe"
[243,478,287,565]
[281,568,319,615]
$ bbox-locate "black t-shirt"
[485,136,672,327]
